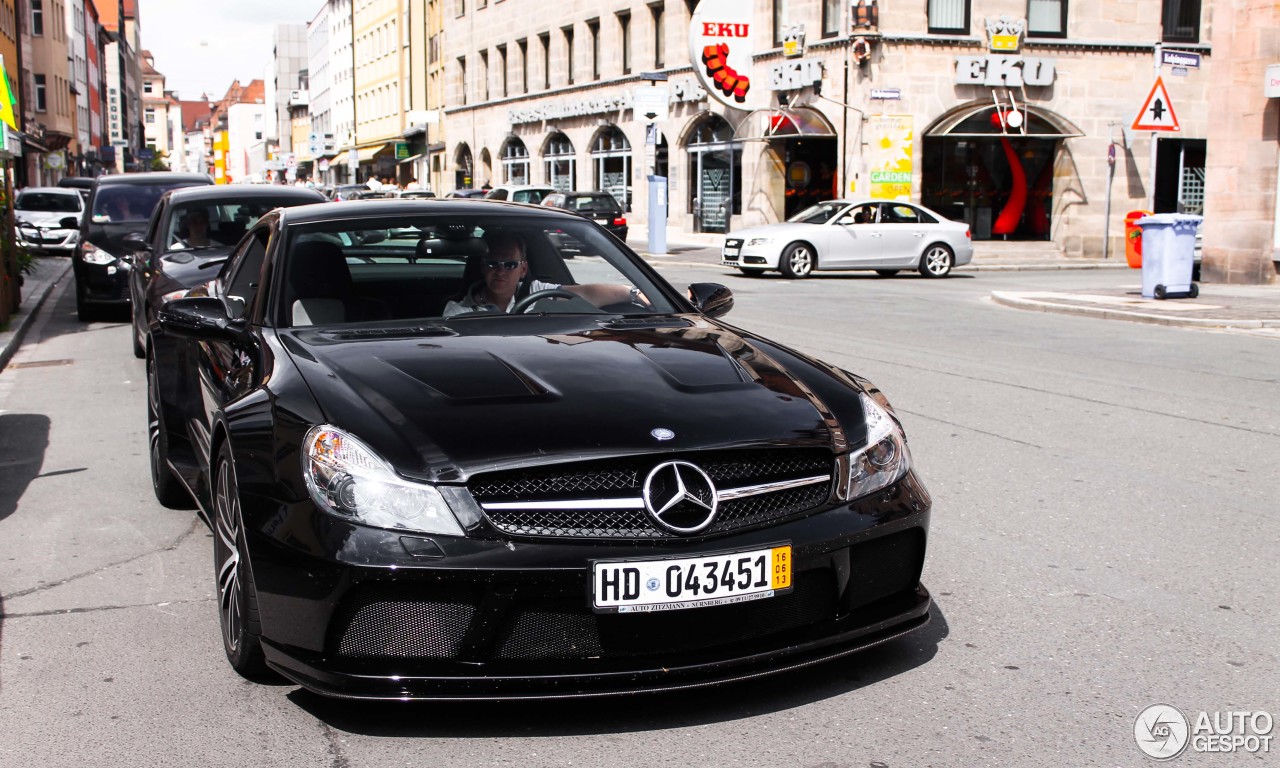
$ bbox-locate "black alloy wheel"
[919,244,955,278]
[213,441,270,678]
[147,352,194,509]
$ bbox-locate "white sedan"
[722,199,974,278]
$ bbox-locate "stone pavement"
[0,256,73,373]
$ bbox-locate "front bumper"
[247,470,933,700]
[72,256,132,306]
[721,239,779,269]
[18,229,77,256]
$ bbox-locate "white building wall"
[68,0,90,163]
[272,23,309,154]
[227,101,266,182]
[329,0,356,157]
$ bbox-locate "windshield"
[787,202,848,225]
[280,214,677,327]
[16,192,82,213]
[165,198,305,251]
[566,195,622,214]
[92,182,205,223]
[512,189,551,204]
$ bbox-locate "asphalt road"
[1,266,1276,767]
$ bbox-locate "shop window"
[502,137,530,184]
[1027,0,1066,38]
[685,115,742,233]
[928,0,969,35]
[592,126,632,210]
[543,133,576,191]
[1162,0,1200,43]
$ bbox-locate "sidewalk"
[991,282,1280,331]
[0,257,73,372]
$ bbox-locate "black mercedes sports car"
[151,199,932,701]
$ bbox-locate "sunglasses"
[483,259,525,272]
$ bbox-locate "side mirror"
[121,231,150,252]
[687,283,734,319]
[157,296,244,342]
[59,215,81,229]
[837,216,856,226]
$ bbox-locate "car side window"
[222,228,270,321]
[847,204,878,224]
[489,189,508,201]
[883,205,933,224]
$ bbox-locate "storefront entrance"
[776,137,838,220]
[921,103,1081,241]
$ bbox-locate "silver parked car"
[14,186,84,256]
[722,199,974,279]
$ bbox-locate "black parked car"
[542,191,629,241]
[126,184,325,359]
[73,172,213,320]
[151,200,932,700]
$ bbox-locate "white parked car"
[483,184,555,204]
[722,199,974,278]
[14,186,84,256]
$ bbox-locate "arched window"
[501,137,530,184]
[454,143,473,189]
[685,114,741,233]
[591,125,631,210]
[543,133,576,192]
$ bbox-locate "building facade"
[140,50,169,165]
[351,0,406,181]
[269,23,308,155]
[25,0,76,183]
[439,0,1225,262]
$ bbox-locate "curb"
[989,290,1279,329]
[638,257,1133,273]
[0,259,72,373]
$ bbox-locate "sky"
[137,0,322,101]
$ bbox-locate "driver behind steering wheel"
[442,230,644,317]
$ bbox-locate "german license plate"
[592,544,792,613]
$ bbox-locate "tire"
[131,305,145,359]
[1154,284,1167,300]
[75,284,97,322]
[738,267,765,277]
[147,352,195,510]
[918,244,954,278]
[875,269,900,278]
[779,242,816,279]
[1188,283,1199,299]
[213,441,271,679]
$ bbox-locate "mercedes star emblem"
[642,461,718,534]
[651,428,676,441]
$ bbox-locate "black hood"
[282,316,851,481]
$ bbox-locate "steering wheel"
[512,288,580,313]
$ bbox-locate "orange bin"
[1124,210,1153,268]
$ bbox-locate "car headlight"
[80,241,116,265]
[303,424,464,536]
[747,237,772,246]
[837,392,912,502]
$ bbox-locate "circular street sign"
[688,0,765,111]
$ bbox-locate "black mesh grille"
[472,448,834,539]
[336,598,476,658]
[492,571,835,660]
